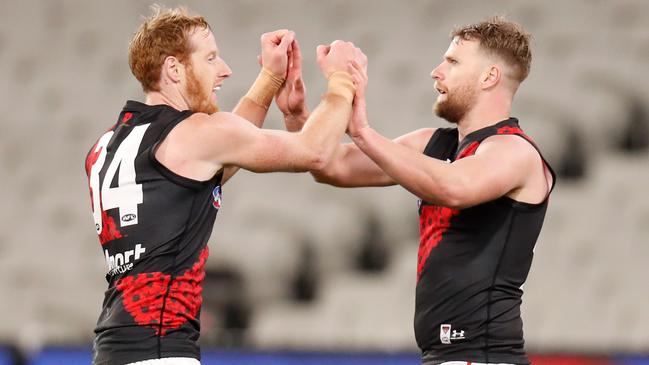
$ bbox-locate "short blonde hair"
[452,16,532,83]
[128,5,210,92]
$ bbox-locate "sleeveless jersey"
[415,118,556,365]
[84,101,223,365]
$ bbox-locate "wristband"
[244,68,285,110]
[325,71,355,104]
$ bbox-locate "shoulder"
[181,111,238,127]
[172,112,250,138]
[477,134,541,165]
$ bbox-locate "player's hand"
[275,38,309,126]
[316,40,358,79]
[347,57,369,138]
[259,29,295,78]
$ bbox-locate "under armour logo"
[451,330,465,339]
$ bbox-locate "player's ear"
[161,56,183,84]
[480,64,500,90]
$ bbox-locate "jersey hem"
[93,352,200,365]
[421,353,530,365]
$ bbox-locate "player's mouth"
[210,84,222,105]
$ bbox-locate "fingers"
[347,62,365,87]
[315,44,331,68]
[277,31,295,53]
[349,60,367,80]
[293,76,305,94]
[259,29,297,77]
[262,29,290,46]
[291,38,303,71]
[316,44,331,58]
[356,49,368,69]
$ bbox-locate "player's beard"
[186,65,219,114]
[434,83,476,125]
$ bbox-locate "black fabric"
[415,118,555,365]
[85,101,223,365]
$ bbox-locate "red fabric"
[497,125,535,145]
[457,141,480,159]
[117,247,209,336]
[122,112,133,124]
[417,205,460,281]
[85,142,101,212]
[98,210,123,245]
[85,141,124,245]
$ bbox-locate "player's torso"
[85,101,223,365]
[414,119,554,364]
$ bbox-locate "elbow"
[305,139,332,172]
[292,146,328,173]
[308,151,343,186]
[311,164,339,185]
[308,149,329,172]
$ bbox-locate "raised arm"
[276,55,436,187]
[275,38,310,133]
[310,128,435,187]
[158,41,366,179]
[221,29,294,184]
[344,61,544,209]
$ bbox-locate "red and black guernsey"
[416,118,556,365]
[84,101,223,365]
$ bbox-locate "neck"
[457,95,512,141]
[145,87,189,112]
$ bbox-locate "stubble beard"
[433,84,476,125]
[186,65,219,114]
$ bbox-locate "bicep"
[448,136,534,207]
[219,122,312,173]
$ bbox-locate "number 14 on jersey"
[88,124,150,234]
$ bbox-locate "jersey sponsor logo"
[440,324,468,344]
[105,243,146,276]
[451,329,466,341]
[212,185,222,210]
[121,213,137,223]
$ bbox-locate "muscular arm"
[351,128,541,209]
[220,92,273,183]
[230,93,352,172]
[221,30,295,184]
[311,128,436,187]
[157,40,364,181]
[167,92,352,177]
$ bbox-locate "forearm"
[234,68,284,126]
[352,127,459,205]
[297,94,352,171]
[223,68,284,184]
[309,143,396,187]
[233,97,268,127]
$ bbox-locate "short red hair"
[128,5,210,92]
